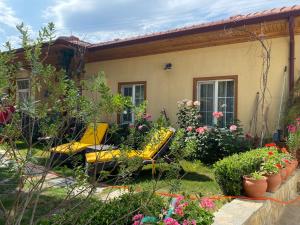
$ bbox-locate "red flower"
[281,148,288,154]
[283,159,290,164]
[265,143,277,147]
[268,151,274,156]
[276,164,282,169]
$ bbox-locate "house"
[12,5,300,135]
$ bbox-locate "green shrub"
[40,191,164,225]
[214,148,270,195]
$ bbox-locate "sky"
[1,0,300,49]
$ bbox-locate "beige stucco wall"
[84,36,297,134]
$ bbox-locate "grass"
[105,160,221,197]
[5,141,222,196]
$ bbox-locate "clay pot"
[243,176,267,198]
[265,173,281,192]
[292,159,299,170]
[285,163,293,177]
[280,168,287,181]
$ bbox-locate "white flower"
[186,100,193,107]
[193,101,200,106]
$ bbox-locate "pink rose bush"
[176,99,252,164]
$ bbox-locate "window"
[119,82,146,124]
[194,76,237,127]
[17,79,30,104]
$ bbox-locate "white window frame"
[120,82,145,124]
[16,78,31,104]
[196,79,235,126]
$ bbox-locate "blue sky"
[1,0,300,48]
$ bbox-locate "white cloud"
[0,0,21,28]
[43,0,300,43]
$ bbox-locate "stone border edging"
[213,170,300,225]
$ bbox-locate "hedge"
[214,148,270,196]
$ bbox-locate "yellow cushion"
[51,122,108,154]
[85,128,173,163]
[80,123,108,144]
[140,129,173,160]
[51,142,91,154]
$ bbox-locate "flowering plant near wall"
[132,195,214,225]
[287,117,300,157]
[176,99,252,164]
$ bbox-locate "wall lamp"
[164,63,172,70]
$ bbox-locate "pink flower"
[186,100,194,107]
[212,111,223,119]
[163,218,180,225]
[193,101,200,106]
[133,221,142,225]
[138,125,144,130]
[200,197,215,209]
[183,220,197,225]
[196,127,205,134]
[174,205,184,216]
[229,125,237,132]
[132,214,144,221]
[287,124,297,133]
[186,126,193,132]
[143,113,152,121]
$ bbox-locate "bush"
[40,191,164,225]
[214,148,273,195]
[175,100,252,164]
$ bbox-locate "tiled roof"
[88,5,300,49]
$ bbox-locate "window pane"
[226,98,234,112]
[18,92,29,103]
[123,86,132,97]
[218,81,226,97]
[218,97,226,111]
[225,112,234,125]
[227,81,234,97]
[135,84,144,106]
[198,82,214,126]
[17,80,29,90]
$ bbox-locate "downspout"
[289,15,295,97]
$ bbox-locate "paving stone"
[275,198,300,225]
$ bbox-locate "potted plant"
[260,159,281,192]
[243,171,267,198]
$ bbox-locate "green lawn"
[4,141,222,196]
[119,160,221,196]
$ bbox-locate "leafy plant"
[248,171,264,180]
[175,100,252,164]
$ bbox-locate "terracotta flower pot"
[286,163,293,178]
[280,168,287,181]
[265,173,281,192]
[292,159,299,170]
[243,176,267,198]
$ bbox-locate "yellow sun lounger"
[85,127,175,171]
[51,122,109,154]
